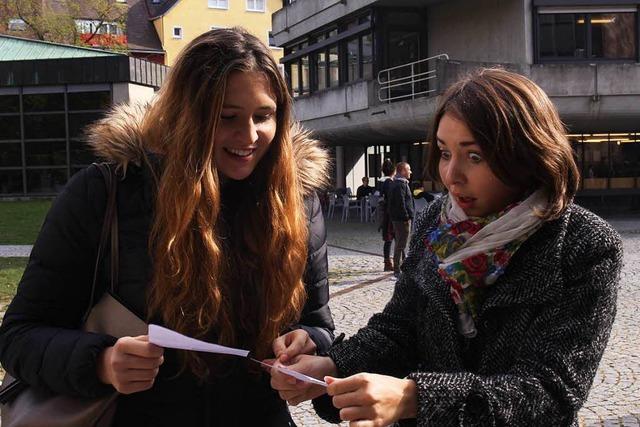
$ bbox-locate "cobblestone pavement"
[289,217,640,427]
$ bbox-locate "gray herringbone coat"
[316,198,622,426]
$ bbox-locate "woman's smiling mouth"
[224,146,256,158]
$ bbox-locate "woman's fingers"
[97,335,165,394]
[273,329,316,363]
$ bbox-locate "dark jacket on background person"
[0,104,335,426]
[388,176,415,222]
[314,198,622,427]
[356,184,374,200]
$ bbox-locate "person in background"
[388,162,415,276]
[356,177,374,201]
[0,28,335,426]
[269,68,622,427]
[376,159,396,271]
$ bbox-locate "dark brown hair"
[426,68,579,220]
[142,28,307,377]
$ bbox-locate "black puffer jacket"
[315,197,622,426]
[0,104,334,426]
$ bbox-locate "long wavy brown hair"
[141,28,308,377]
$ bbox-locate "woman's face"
[437,113,521,217]
[214,71,277,181]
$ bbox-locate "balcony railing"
[377,54,449,103]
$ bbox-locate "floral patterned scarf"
[425,191,547,338]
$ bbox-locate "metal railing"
[377,54,449,103]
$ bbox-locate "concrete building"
[0,35,167,197]
[272,0,640,207]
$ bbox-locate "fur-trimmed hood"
[86,102,330,196]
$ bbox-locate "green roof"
[0,35,122,61]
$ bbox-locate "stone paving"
[0,214,638,426]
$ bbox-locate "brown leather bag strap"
[83,163,118,324]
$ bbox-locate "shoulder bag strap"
[82,163,118,324]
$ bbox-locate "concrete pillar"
[335,146,345,189]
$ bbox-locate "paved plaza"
[0,214,638,426]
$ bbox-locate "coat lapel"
[478,209,570,317]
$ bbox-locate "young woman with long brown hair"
[270,69,623,426]
[0,28,334,426]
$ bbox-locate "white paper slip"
[251,358,327,388]
[148,324,250,357]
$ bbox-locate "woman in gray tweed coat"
[269,69,623,426]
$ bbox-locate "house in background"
[142,0,283,66]
[0,35,167,197]
[1,0,283,66]
[272,0,640,209]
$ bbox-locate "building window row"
[75,19,124,36]
[284,13,373,98]
[0,89,110,196]
[207,0,264,12]
[568,133,640,190]
[536,7,638,62]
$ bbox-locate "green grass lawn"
[0,257,26,308]
[0,200,51,245]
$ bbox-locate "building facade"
[1,0,283,66]
[0,35,167,197]
[273,0,640,208]
[144,0,284,65]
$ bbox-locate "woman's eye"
[254,113,273,123]
[440,150,451,160]
[220,115,235,121]
[469,152,483,162]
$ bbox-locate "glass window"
[24,114,66,139]
[590,13,636,59]
[538,12,636,60]
[68,91,111,111]
[362,33,373,80]
[539,14,586,58]
[25,141,67,166]
[23,93,64,112]
[358,14,371,24]
[0,143,22,167]
[27,168,67,194]
[301,55,310,95]
[208,0,228,8]
[69,112,103,138]
[0,95,19,113]
[0,116,21,140]
[0,170,23,194]
[610,134,640,178]
[290,62,300,97]
[246,0,264,12]
[347,38,360,82]
[316,51,327,91]
[8,18,27,31]
[328,45,339,87]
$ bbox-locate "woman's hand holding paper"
[97,335,164,394]
[272,329,317,363]
[268,354,337,405]
[325,373,417,426]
